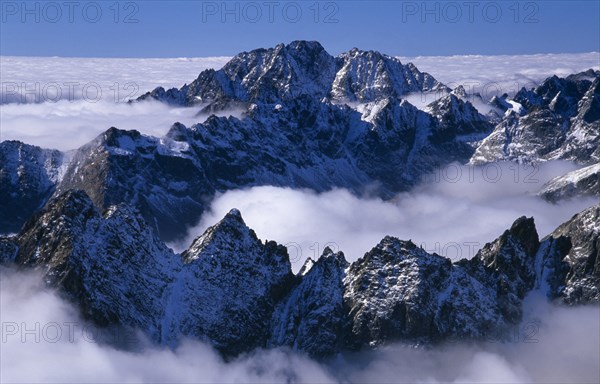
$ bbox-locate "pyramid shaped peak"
[182,208,256,262]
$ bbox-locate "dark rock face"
[476,217,540,298]
[0,236,18,263]
[165,209,295,356]
[536,204,600,304]
[471,217,540,323]
[54,127,214,241]
[269,248,349,357]
[471,70,600,165]
[0,141,64,234]
[14,190,178,339]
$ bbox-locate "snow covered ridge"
[538,163,600,202]
[471,69,600,165]
[1,41,598,243]
[135,40,448,108]
[0,191,598,357]
[0,94,496,240]
[2,51,598,105]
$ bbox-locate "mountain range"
[1,41,598,357]
[1,190,598,357]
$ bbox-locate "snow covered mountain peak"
[331,47,446,103]
[539,163,600,202]
[137,40,447,109]
[2,189,599,356]
[181,207,258,263]
[471,69,600,165]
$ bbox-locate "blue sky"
[1,0,599,57]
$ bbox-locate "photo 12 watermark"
[399,1,540,23]
[419,241,481,260]
[1,321,138,345]
[0,1,140,23]
[1,81,140,104]
[285,241,341,264]
[200,1,340,23]
[424,162,540,185]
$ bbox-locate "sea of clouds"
[176,161,596,272]
[399,52,600,98]
[1,267,598,383]
[1,53,599,383]
[1,52,599,150]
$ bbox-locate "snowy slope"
[471,70,600,165]
[4,188,598,357]
[538,163,600,202]
[0,141,65,233]
[137,41,446,109]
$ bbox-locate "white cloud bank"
[2,52,597,104]
[2,54,599,383]
[0,100,204,150]
[0,56,230,104]
[176,161,596,270]
[1,52,599,150]
[399,52,600,98]
[1,267,598,383]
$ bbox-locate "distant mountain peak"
[472,69,600,165]
[137,40,446,108]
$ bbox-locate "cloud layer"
[0,56,230,104]
[399,52,600,98]
[177,161,596,271]
[2,53,599,150]
[0,100,205,150]
[1,267,598,383]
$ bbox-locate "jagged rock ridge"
[137,41,447,110]
[538,163,600,202]
[2,189,598,357]
[2,97,492,241]
[3,43,598,240]
[471,69,600,165]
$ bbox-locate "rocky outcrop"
[538,163,600,202]
[471,70,600,165]
[0,141,65,234]
[2,190,599,357]
[164,208,295,355]
[535,204,600,303]
[269,248,349,357]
